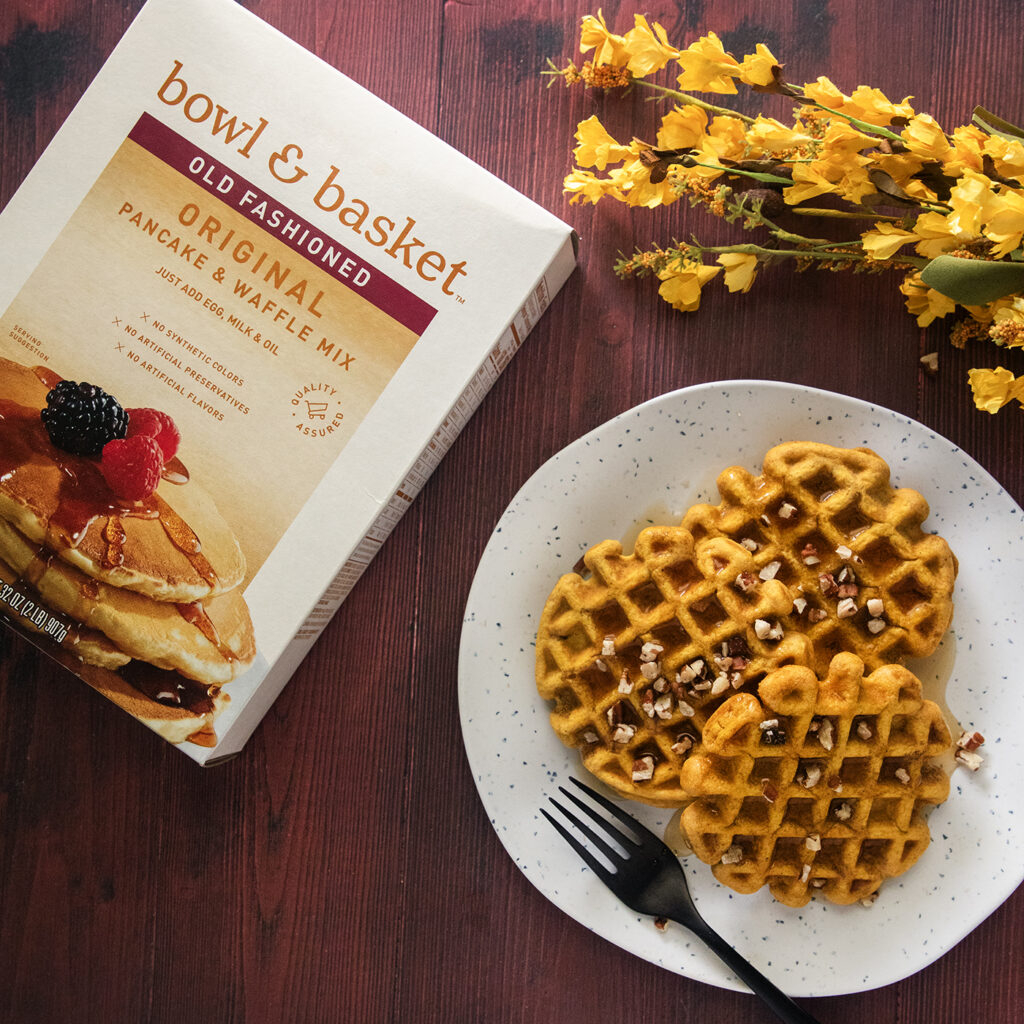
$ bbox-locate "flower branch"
[550,11,1024,414]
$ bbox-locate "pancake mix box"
[0,0,576,763]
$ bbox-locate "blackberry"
[40,380,128,456]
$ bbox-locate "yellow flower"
[982,134,1024,182]
[911,210,968,259]
[784,122,875,205]
[943,125,986,178]
[801,76,846,109]
[947,169,995,237]
[623,158,682,207]
[572,115,632,171]
[860,224,920,260]
[675,32,741,94]
[898,272,955,326]
[901,114,951,163]
[843,85,915,126]
[706,114,749,159]
[622,14,679,77]
[801,77,914,127]
[982,187,1024,257]
[744,115,813,155]
[737,44,779,87]
[968,366,1024,413]
[579,10,630,67]
[656,104,709,150]
[716,251,759,292]
[681,137,732,182]
[656,257,721,311]
[563,168,624,205]
[988,299,1024,347]
[785,162,841,204]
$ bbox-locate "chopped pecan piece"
[720,844,744,865]
[612,723,636,744]
[670,734,694,756]
[956,730,985,753]
[833,801,853,821]
[631,755,655,781]
[955,748,984,771]
[734,570,759,593]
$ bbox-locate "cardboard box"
[0,0,576,763]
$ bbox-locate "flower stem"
[686,159,793,185]
[683,240,927,269]
[790,207,905,223]
[636,80,757,124]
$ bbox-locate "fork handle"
[682,918,823,1024]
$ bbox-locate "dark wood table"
[2,2,1022,1021]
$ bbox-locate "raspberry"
[40,380,127,455]
[125,407,180,460]
[100,435,165,501]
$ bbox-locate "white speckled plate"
[458,380,1024,997]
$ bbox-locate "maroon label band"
[128,112,437,336]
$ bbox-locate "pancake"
[0,355,246,602]
[0,515,255,684]
[39,635,230,747]
[0,553,131,670]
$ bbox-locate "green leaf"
[919,254,1024,305]
[972,105,1024,142]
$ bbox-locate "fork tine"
[566,777,662,848]
[540,807,616,887]
[546,797,626,868]
[557,787,641,856]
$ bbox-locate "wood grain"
[2,1,1023,1021]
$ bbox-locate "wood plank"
[1,2,1022,1021]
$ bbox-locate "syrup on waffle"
[679,652,952,906]
[681,442,957,675]
[535,525,815,807]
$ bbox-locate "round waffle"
[678,652,952,907]
[681,442,958,674]
[536,525,815,807]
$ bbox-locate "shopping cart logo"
[290,381,345,439]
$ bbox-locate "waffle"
[535,524,815,806]
[681,442,957,674]
[678,652,952,906]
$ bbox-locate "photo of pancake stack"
[536,441,983,906]
[0,354,255,747]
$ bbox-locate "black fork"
[543,778,823,1024]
